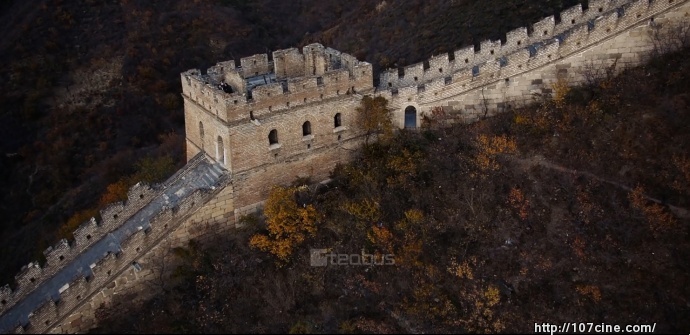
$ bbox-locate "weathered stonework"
[2,1,690,333]
[381,0,690,128]
[182,43,373,215]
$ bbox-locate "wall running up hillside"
[0,155,229,334]
[380,0,690,128]
[1,0,689,333]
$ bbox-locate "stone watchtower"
[180,43,374,215]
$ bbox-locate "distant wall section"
[381,0,690,126]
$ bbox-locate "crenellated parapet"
[5,0,690,332]
[380,0,690,128]
[11,185,219,334]
[0,180,154,317]
[0,154,230,333]
[180,43,374,124]
[378,0,674,92]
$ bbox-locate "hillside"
[92,47,690,333]
[0,0,582,285]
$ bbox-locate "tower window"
[269,129,279,145]
[217,136,225,164]
[302,121,312,136]
[334,113,342,128]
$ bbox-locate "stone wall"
[222,94,364,174]
[10,185,225,333]
[180,43,374,125]
[3,1,690,333]
[382,0,690,126]
[42,178,236,334]
[0,181,156,319]
[240,53,271,79]
[231,134,363,215]
[0,153,228,333]
[378,0,635,90]
[183,99,232,170]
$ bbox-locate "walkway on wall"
[0,157,227,333]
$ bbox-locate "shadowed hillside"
[93,47,690,333]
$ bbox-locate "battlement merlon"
[180,44,373,123]
[377,0,654,91]
[241,53,271,79]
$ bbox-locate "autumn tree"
[58,208,100,240]
[421,106,449,129]
[249,185,321,263]
[628,185,677,235]
[356,95,394,144]
[551,74,571,109]
[473,134,517,174]
[98,178,132,207]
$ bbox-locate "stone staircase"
[0,154,228,333]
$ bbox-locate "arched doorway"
[404,106,417,129]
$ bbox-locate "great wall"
[1,0,689,332]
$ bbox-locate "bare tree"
[649,19,690,58]
[579,57,619,89]
[143,236,177,294]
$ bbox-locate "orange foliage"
[58,208,100,240]
[447,257,475,280]
[386,148,421,187]
[551,75,571,109]
[455,282,505,333]
[474,134,518,172]
[356,96,393,144]
[98,179,130,208]
[572,235,587,260]
[343,198,381,224]
[392,209,425,267]
[576,284,602,303]
[507,187,530,221]
[421,106,449,129]
[628,185,677,235]
[249,186,320,263]
[368,226,394,252]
